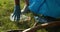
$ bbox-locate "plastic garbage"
[10,14,31,22]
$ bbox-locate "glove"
[34,16,47,23]
[21,4,29,14]
[10,5,21,21]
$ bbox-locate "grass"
[0,0,33,32]
[0,0,18,32]
[0,0,47,32]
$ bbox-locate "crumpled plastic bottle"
[10,14,31,22]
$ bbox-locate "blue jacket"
[29,0,60,18]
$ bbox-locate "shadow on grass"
[14,21,30,29]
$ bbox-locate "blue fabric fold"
[29,0,60,18]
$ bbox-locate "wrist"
[15,0,20,5]
[14,5,20,13]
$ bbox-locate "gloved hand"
[34,16,47,23]
[10,5,21,21]
[21,4,29,14]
